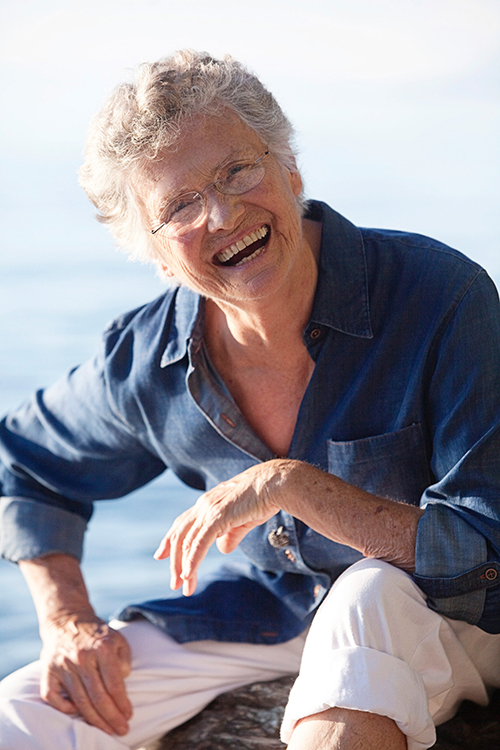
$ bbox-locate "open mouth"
[215,225,269,267]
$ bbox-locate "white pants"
[0,623,304,750]
[1,559,499,750]
[282,559,500,749]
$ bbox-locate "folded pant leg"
[281,558,500,750]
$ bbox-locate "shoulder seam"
[361,229,481,272]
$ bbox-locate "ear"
[155,261,176,283]
[287,157,303,197]
[290,168,303,198]
[159,262,175,278]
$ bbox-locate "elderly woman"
[1,50,500,750]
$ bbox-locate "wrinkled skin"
[155,461,284,596]
[39,617,132,735]
[154,459,422,597]
[19,554,133,736]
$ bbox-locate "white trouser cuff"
[281,645,436,749]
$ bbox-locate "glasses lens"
[221,162,266,196]
[163,193,204,236]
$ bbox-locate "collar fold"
[160,286,203,367]
[308,201,372,339]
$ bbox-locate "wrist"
[262,458,308,515]
[41,607,102,632]
[19,553,97,633]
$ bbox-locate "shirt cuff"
[0,496,88,562]
[413,503,492,624]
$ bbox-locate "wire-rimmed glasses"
[150,150,270,238]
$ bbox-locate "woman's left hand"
[154,461,286,596]
[154,457,423,596]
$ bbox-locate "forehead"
[137,112,265,213]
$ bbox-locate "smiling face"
[136,112,307,308]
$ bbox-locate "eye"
[225,161,251,180]
[163,193,200,223]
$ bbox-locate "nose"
[204,189,245,234]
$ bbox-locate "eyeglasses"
[150,150,270,238]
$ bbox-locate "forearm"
[19,553,98,633]
[266,459,424,573]
[18,553,132,735]
[159,458,425,596]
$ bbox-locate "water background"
[1,0,499,680]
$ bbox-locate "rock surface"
[143,677,500,750]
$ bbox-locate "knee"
[0,663,42,704]
[330,559,423,610]
[313,559,428,646]
[0,662,44,735]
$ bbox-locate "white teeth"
[216,225,268,264]
[234,245,264,266]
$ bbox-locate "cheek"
[157,242,215,291]
[155,236,197,274]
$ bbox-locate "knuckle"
[91,691,111,710]
[103,675,121,692]
[43,686,67,707]
[56,654,75,672]
[74,650,89,668]
[94,635,112,651]
[168,528,182,545]
[182,538,193,552]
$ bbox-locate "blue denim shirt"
[1,201,500,643]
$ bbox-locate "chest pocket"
[327,423,431,506]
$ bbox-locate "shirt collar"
[160,285,203,367]
[307,201,373,339]
[160,201,373,366]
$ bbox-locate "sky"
[0,0,499,272]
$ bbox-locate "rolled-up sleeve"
[0,323,167,563]
[0,496,89,562]
[413,270,500,632]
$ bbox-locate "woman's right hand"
[19,554,132,736]
[39,614,132,736]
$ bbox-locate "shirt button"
[310,328,322,340]
[284,549,296,563]
[268,526,290,548]
[313,584,322,598]
[483,568,498,581]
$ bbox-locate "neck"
[205,218,321,363]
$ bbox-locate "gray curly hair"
[78,49,304,265]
